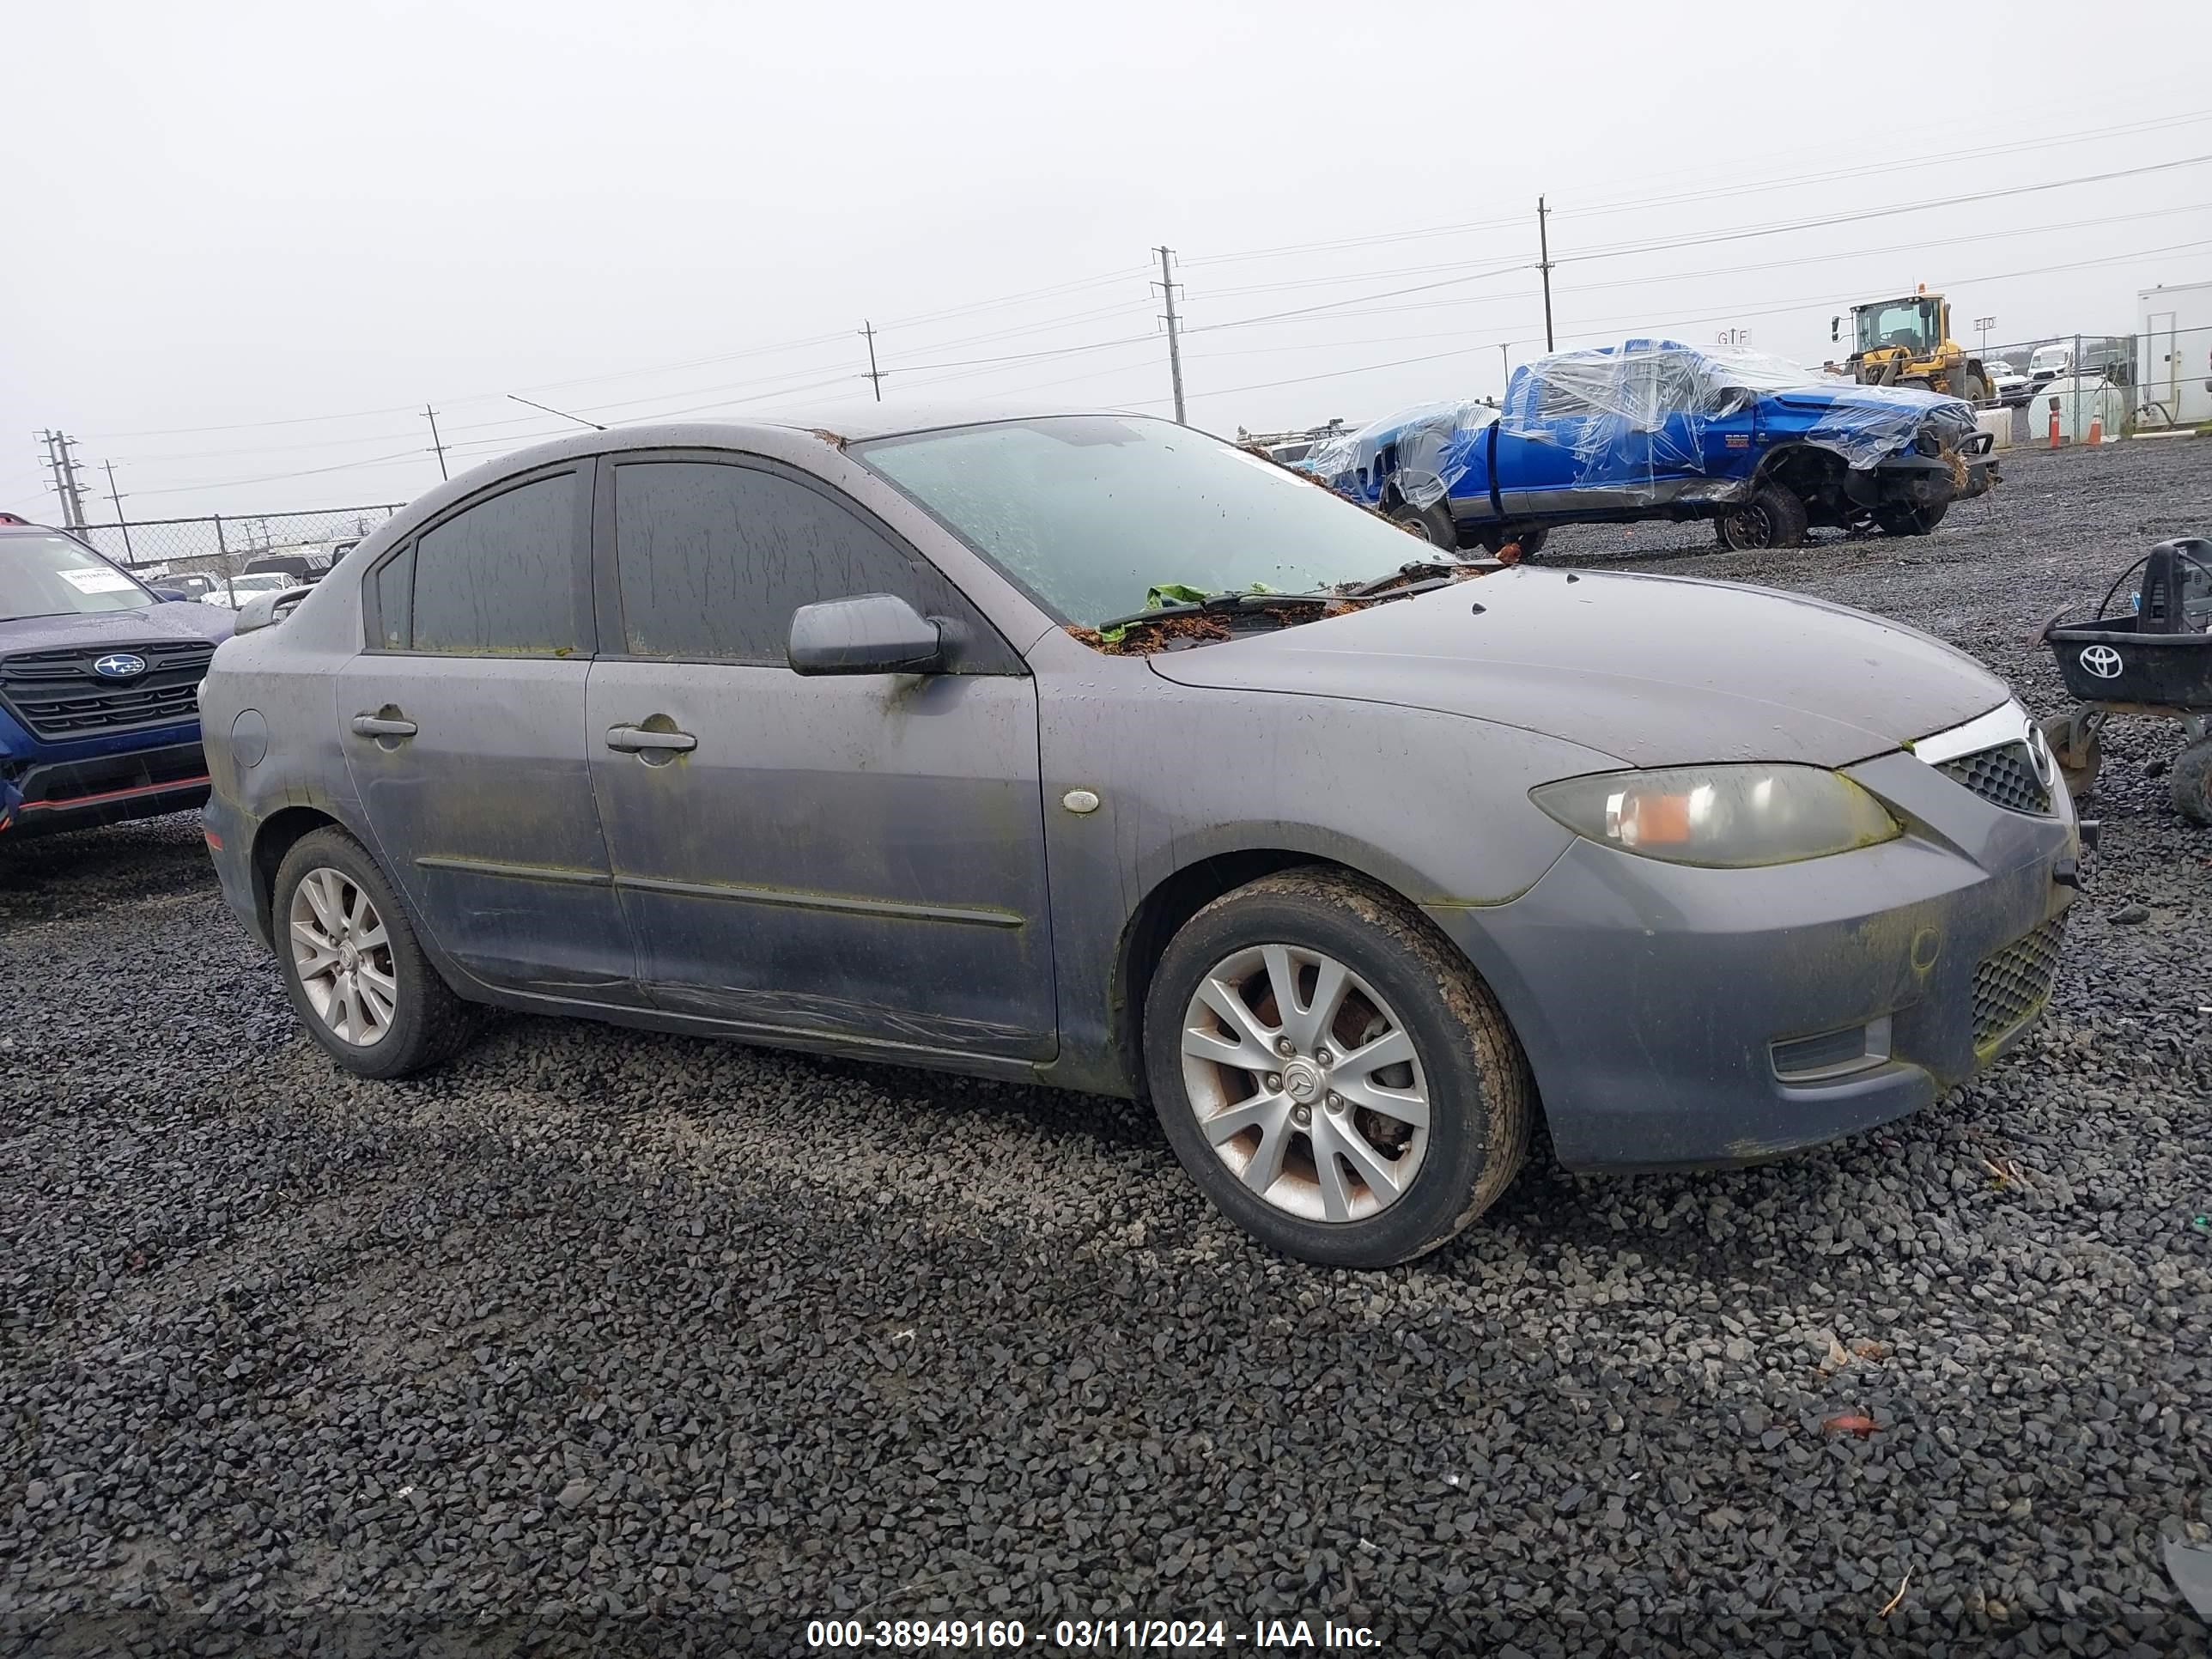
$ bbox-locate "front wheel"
[1876,501,1948,537]
[274,827,478,1079]
[1142,869,1533,1267]
[1388,499,1458,549]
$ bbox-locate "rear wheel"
[1717,483,1809,550]
[2037,711,2101,801]
[1388,499,1458,549]
[2171,737,2212,826]
[1477,526,1549,561]
[1142,868,1533,1267]
[274,828,477,1079]
[1877,501,1948,537]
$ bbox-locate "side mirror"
[149,586,190,603]
[234,586,309,635]
[787,592,944,676]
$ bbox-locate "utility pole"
[40,430,89,527]
[1536,198,1555,353]
[101,460,136,562]
[40,432,70,522]
[1498,342,1511,395]
[1154,246,1188,424]
[422,405,450,481]
[860,321,885,401]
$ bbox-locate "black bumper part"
[3,741,210,836]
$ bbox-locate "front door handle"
[350,714,417,738]
[605,724,697,754]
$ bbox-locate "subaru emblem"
[92,653,147,679]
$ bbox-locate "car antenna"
[507,394,607,432]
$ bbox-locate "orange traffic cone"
[2087,415,2104,447]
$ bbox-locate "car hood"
[1145,567,2008,769]
[0,601,234,654]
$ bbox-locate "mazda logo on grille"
[92,653,147,679]
[2078,645,2124,680]
[2023,720,2057,790]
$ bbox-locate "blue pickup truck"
[1305,340,1999,555]
[0,516,234,837]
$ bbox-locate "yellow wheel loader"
[1830,288,1990,404]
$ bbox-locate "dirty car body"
[1306,341,1998,548]
[198,409,2077,1260]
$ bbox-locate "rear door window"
[610,459,966,664]
[409,472,583,655]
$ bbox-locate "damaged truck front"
[1304,341,1998,554]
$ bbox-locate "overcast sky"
[5,0,2209,523]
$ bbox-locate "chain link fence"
[1968,324,2212,430]
[62,505,405,580]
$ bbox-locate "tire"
[1876,501,1948,537]
[1141,868,1534,1268]
[2170,737,2212,826]
[1388,499,1458,549]
[273,827,477,1079]
[2037,712,2101,802]
[1716,483,1810,550]
[1958,371,1989,404]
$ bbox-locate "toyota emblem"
[2078,645,2124,680]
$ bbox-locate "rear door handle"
[350,714,417,738]
[605,724,696,754]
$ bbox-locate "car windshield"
[854,415,1435,628]
[0,532,154,622]
[231,574,292,591]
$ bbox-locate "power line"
[1555,154,2212,265]
[1114,236,2212,411]
[1182,106,2212,270]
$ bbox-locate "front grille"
[1936,742,2051,816]
[1972,916,2065,1051]
[0,640,215,739]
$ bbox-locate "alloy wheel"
[1178,943,1431,1223]
[289,866,398,1047]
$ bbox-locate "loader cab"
[1846,295,1944,358]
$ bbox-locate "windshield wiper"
[1340,558,1470,597]
[1096,589,1347,633]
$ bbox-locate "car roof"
[468,401,1156,475]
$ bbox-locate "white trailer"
[2137,281,2212,427]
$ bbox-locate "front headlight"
[1529,763,1901,869]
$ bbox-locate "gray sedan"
[198,409,2085,1267]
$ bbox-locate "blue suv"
[0,516,234,837]
[1306,340,1999,554]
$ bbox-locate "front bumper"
[1424,743,2078,1171]
[0,740,211,838]
[1864,436,1998,510]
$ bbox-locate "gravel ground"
[3,440,2209,1657]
